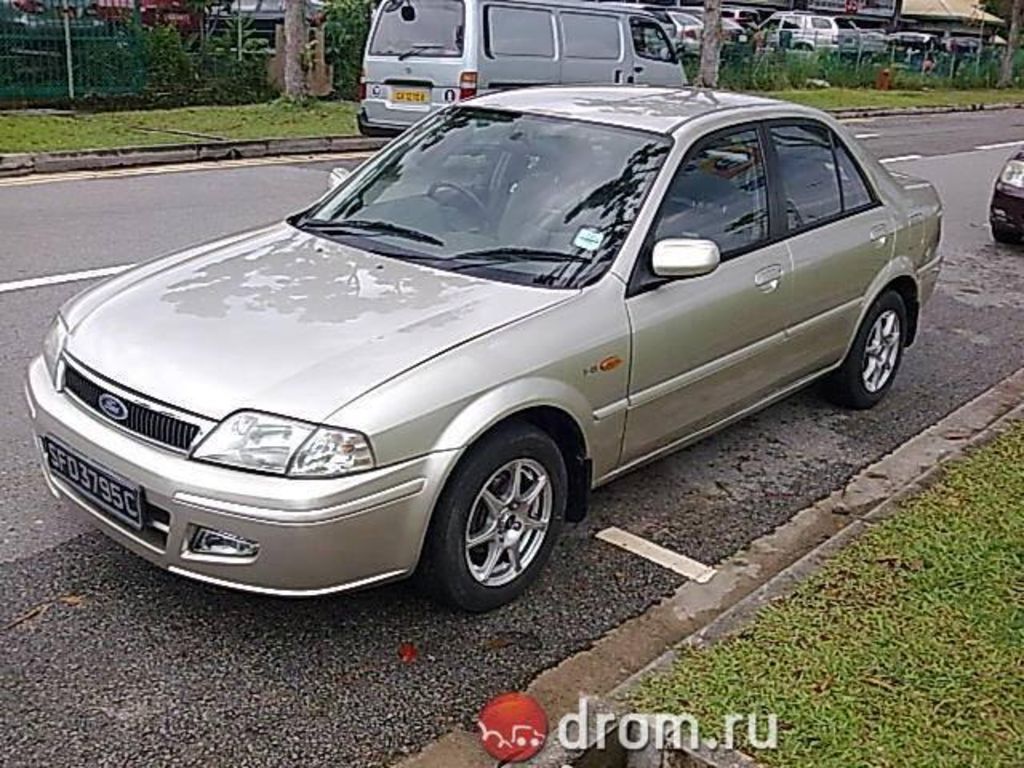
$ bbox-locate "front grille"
[63,364,201,452]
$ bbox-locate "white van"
[358,0,685,136]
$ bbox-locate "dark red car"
[990,150,1024,244]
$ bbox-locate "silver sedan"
[26,87,942,611]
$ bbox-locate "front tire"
[418,423,567,612]
[825,291,907,410]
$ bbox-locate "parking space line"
[880,154,923,164]
[0,264,134,295]
[974,140,1023,151]
[596,527,716,583]
[854,132,880,139]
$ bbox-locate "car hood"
[65,224,574,423]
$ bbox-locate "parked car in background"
[990,151,1024,243]
[719,5,764,28]
[665,9,704,54]
[664,8,748,54]
[888,30,938,53]
[763,11,886,54]
[359,0,684,136]
[209,0,326,40]
[28,87,942,611]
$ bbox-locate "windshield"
[298,107,671,289]
[369,0,465,58]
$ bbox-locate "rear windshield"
[369,0,465,58]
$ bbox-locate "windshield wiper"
[397,44,445,60]
[302,219,444,247]
[446,246,592,271]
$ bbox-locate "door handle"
[754,264,783,293]
[870,224,890,248]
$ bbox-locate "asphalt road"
[2,109,1023,768]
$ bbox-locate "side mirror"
[651,238,720,279]
[327,166,352,191]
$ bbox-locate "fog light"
[190,527,259,558]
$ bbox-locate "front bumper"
[990,183,1024,232]
[25,356,455,596]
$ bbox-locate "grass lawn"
[2,89,1023,154]
[633,422,1024,768]
[0,100,359,154]
[770,87,1024,111]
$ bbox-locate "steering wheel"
[428,181,488,220]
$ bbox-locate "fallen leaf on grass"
[58,594,87,607]
[865,676,899,691]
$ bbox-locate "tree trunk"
[283,0,306,99]
[1000,0,1023,88]
[697,0,723,88]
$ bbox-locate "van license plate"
[391,89,428,103]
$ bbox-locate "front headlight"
[1000,159,1024,189]
[42,314,68,383]
[191,411,374,478]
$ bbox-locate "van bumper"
[358,109,407,138]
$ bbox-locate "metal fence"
[703,34,1023,91]
[0,0,145,103]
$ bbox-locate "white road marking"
[0,264,134,295]
[0,151,374,189]
[854,132,881,139]
[880,154,923,164]
[973,140,1023,151]
[596,527,716,583]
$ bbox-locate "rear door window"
[562,12,622,60]
[486,6,556,58]
[369,0,465,57]
[769,123,842,231]
[833,136,875,212]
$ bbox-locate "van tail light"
[684,29,698,40]
[357,69,367,101]
[459,71,478,100]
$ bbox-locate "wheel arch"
[432,386,594,524]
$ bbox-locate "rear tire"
[992,225,1022,244]
[824,291,907,410]
[417,423,567,612]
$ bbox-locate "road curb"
[0,135,388,178]
[393,367,1024,768]
[830,101,1024,119]
[2,100,1021,178]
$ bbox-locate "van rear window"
[369,0,465,58]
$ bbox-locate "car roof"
[469,86,793,134]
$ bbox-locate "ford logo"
[98,393,129,422]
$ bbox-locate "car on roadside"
[990,150,1024,243]
[666,7,750,51]
[27,87,942,612]
[763,11,887,54]
[665,9,704,54]
[358,0,683,136]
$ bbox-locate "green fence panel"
[0,0,144,103]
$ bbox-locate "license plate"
[738,34,748,43]
[391,88,428,104]
[43,436,144,530]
